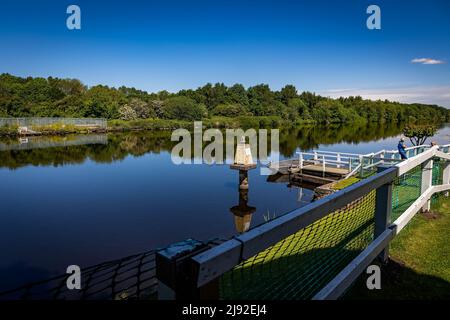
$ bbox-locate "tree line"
[0,73,448,124]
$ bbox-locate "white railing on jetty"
[295,144,450,179]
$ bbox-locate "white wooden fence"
[156,144,450,300]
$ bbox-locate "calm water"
[1,122,449,290]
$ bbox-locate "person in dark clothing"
[398,137,407,160]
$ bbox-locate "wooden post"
[322,155,326,177]
[359,155,364,178]
[336,153,341,168]
[299,153,303,170]
[156,239,219,300]
[421,158,433,212]
[374,165,393,263]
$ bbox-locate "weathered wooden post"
[420,158,433,212]
[156,239,219,300]
[359,155,364,178]
[374,164,393,262]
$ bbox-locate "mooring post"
[374,164,393,262]
[421,158,433,212]
[359,155,364,178]
[156,239,219,300]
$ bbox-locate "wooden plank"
[302,165,349,175]
[435,151,450,161]
[312,229,394,300]
[192,166,398,287]
[192,239,243,288]
[292,173,336,185]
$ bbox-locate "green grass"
[108,116,289,131]
[331,176,360,191]
[345,195,450,299]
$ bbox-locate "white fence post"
[322,156,326,177]
[299,153,303,170]
[421,158,433,212]
[374,165,393,262]
[359,155,364,177]
[336,153,341,168]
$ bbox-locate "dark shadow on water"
[0,261,54,293]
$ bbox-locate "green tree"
[403,125,436,146]
[212,104,250,117]
[278,85,298,105]
[162,96,207,121]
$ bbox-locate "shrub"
[211,104,250,117]
[161,96,207,121]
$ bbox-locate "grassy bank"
[345,195,450,299]
[0,116,298,137]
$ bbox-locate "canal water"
[0,122,449,290]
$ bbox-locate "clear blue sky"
[1,0,449,106]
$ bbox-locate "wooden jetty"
[267,148,410,199]
[268,155,351,186]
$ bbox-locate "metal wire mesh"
[432,158,444,186]
[0,117,107,128]
[0,251,157,300]
[219,190,376,300]
[391,165,422,221]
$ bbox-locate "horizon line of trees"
[1,73,448,124]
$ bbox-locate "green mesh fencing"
[391,165,422,221]
[220,191,376,300]
[432,158,444,186]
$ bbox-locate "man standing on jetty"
[398,137,408,160]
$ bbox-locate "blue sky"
[0,0,449,106]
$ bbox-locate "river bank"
[0,116,418,138]
[0,116,301,137]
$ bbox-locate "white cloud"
[411,58,445,65]
[320,86,450,108]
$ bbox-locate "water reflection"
[0,122,410,169]
[1,122,448,291]
[230,188,256,234]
